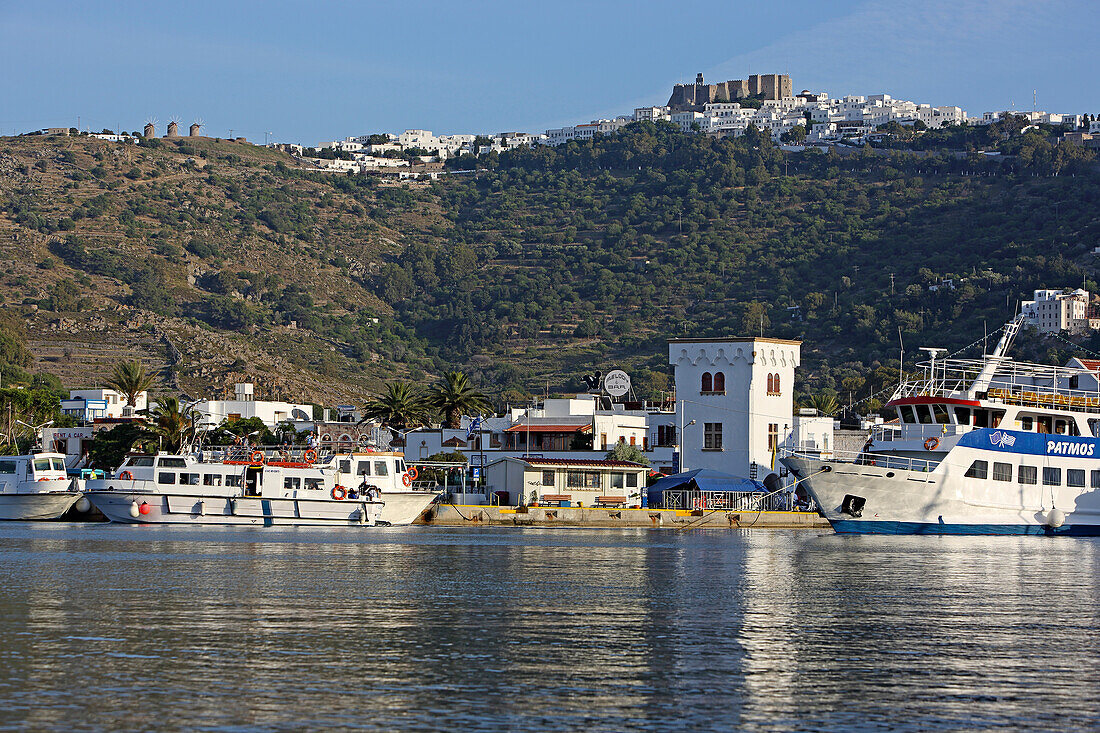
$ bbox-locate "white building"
[402,394,672,468]
[1021,289,1090,334]
[61,388,148,420]
[483,456,649,507]
[668,337,801,480]
[193,383,314,430]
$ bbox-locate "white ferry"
[0,452,81,520]
[84,447,439,527]
[783,316,1100,535]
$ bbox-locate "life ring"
[402,473,413,487]
[303,449,317,463]
[37,477,49,482]
[332,485,347,500]
[250,450,265,464]
[406,466,418,481]
[119,470,133,480]
[924,437,940,451]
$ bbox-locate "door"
[245,466,263,497]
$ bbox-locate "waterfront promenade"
[418,504,829,529]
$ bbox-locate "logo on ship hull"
[989,430,1016,448]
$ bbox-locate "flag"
[466,415,482,440]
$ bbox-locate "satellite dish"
[603,369,631,398]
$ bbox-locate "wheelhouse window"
[1018,466,1037,484]
[159,457,186,468]
[1067,469,1086,488]
[374,461,389,476]
[0,461,15,474]
[953,407,971,425]
[158,473,176,485]
[34,458,51,472]
[128,456,155,467]
[992,462,1012,482]
[357,461,372,476]
[964,460,988,479]
[1042,467,1061,486]
[916,405,933,424]
[51,458,65,471]
[931,404,950,424]
[898,405,916,423]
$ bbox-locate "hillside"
[1,123,1098,409]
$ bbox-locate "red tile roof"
[1077,359,1100,371]
[520,458,646,468]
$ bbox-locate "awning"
[504,424,592,433]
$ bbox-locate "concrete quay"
[416,504,831,530]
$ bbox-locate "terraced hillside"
[1,122,1098,409]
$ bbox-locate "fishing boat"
[0,452,82,520]
[84,446,439,526]
[782,315,1100,535]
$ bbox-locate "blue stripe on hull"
[830,520,1100,536]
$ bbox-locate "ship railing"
[217,445,321,465]
[662,490,793,512]
[871,423,969,442]
[787,448,938,473]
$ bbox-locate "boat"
[84,446,440,526]
[0,452,82,520]
[782,315,1100,535]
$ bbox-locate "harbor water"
[1,524,1098,731]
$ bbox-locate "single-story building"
[483,456,649,507]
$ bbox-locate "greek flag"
[466,415,482,440]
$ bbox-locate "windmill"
[143,116,158,139]
[166,117,181,138]
[189,118,204,137]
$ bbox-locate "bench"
[537,494,572,507]
[595,495,628,507]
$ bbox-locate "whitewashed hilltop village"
[295,72,1097,174]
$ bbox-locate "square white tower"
[668,337,801,478]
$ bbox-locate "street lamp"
[676,399,696,474]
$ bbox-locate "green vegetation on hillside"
[1,123,1098,411]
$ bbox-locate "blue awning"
[647,469,765,503]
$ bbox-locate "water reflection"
[0,524,1097,731]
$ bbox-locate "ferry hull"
[377,491,438,525]
[86,491,382,527]
[782,455,1100,536]
[0,490,81,521]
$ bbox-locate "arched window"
[701,372,713,392]
[766,374,774,394]
[714,372,725,393]
[769,373,781,395]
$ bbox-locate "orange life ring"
[250,450,265,464]
[119,470,133,480]
[406,466,418,481]
[924,437,940,451]
[38,477,49,482]
[332,485,347,500]
[303,449,317,463]
[402,473,412,487]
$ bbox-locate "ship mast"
[966,314,1025,398]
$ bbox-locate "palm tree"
[806,392,840,416]
[427,371,492,430]
[144,396,196,452]
[105,360,155,415]
[361,382,430,430]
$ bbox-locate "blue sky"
[2,0,1097,145]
